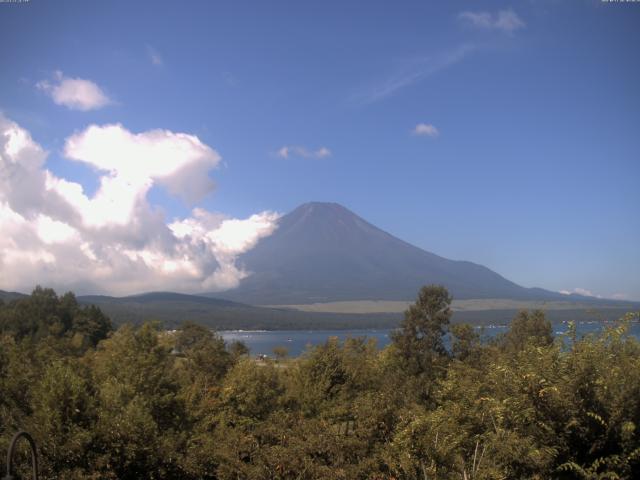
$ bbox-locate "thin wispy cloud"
[353,44,477,105]
[275,145,332,159]
[458,9,525,34]
[147,45,164,66]
[36,71,112,111]
[412,123,439,138]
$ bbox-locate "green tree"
[27,360,95,478]
[227,340,250,361]
[501,309,554,352]
[219,358,284,421]
[273,345,289,362]
[174,322,232,381]
[0,286,112,349]
[389,285,452,403]
[90,323,189,479]
[450,323,482,363]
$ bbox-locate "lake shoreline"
[219,320,640,357]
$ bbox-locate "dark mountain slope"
[214,202,571,304]
[76,291,400,330]
[0,289,28,302]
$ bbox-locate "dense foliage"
[1,286,639,479]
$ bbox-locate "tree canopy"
[1,286,639,479]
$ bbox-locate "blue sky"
[0,0,639,299]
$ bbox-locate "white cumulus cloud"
[0,114,280,295]
[276,145,332,159]
[412,123,440,137]
[37,71,112,111]
[170,210,280,291]
[64,123,220,206]
[458,9,525,33]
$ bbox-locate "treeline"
[1,286,639,479]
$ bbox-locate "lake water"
[220,321,640,357]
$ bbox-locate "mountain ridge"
[212,202,588,304]
[1,204,634,309]
[2,288,636,331]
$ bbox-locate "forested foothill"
[1,285,639,479]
